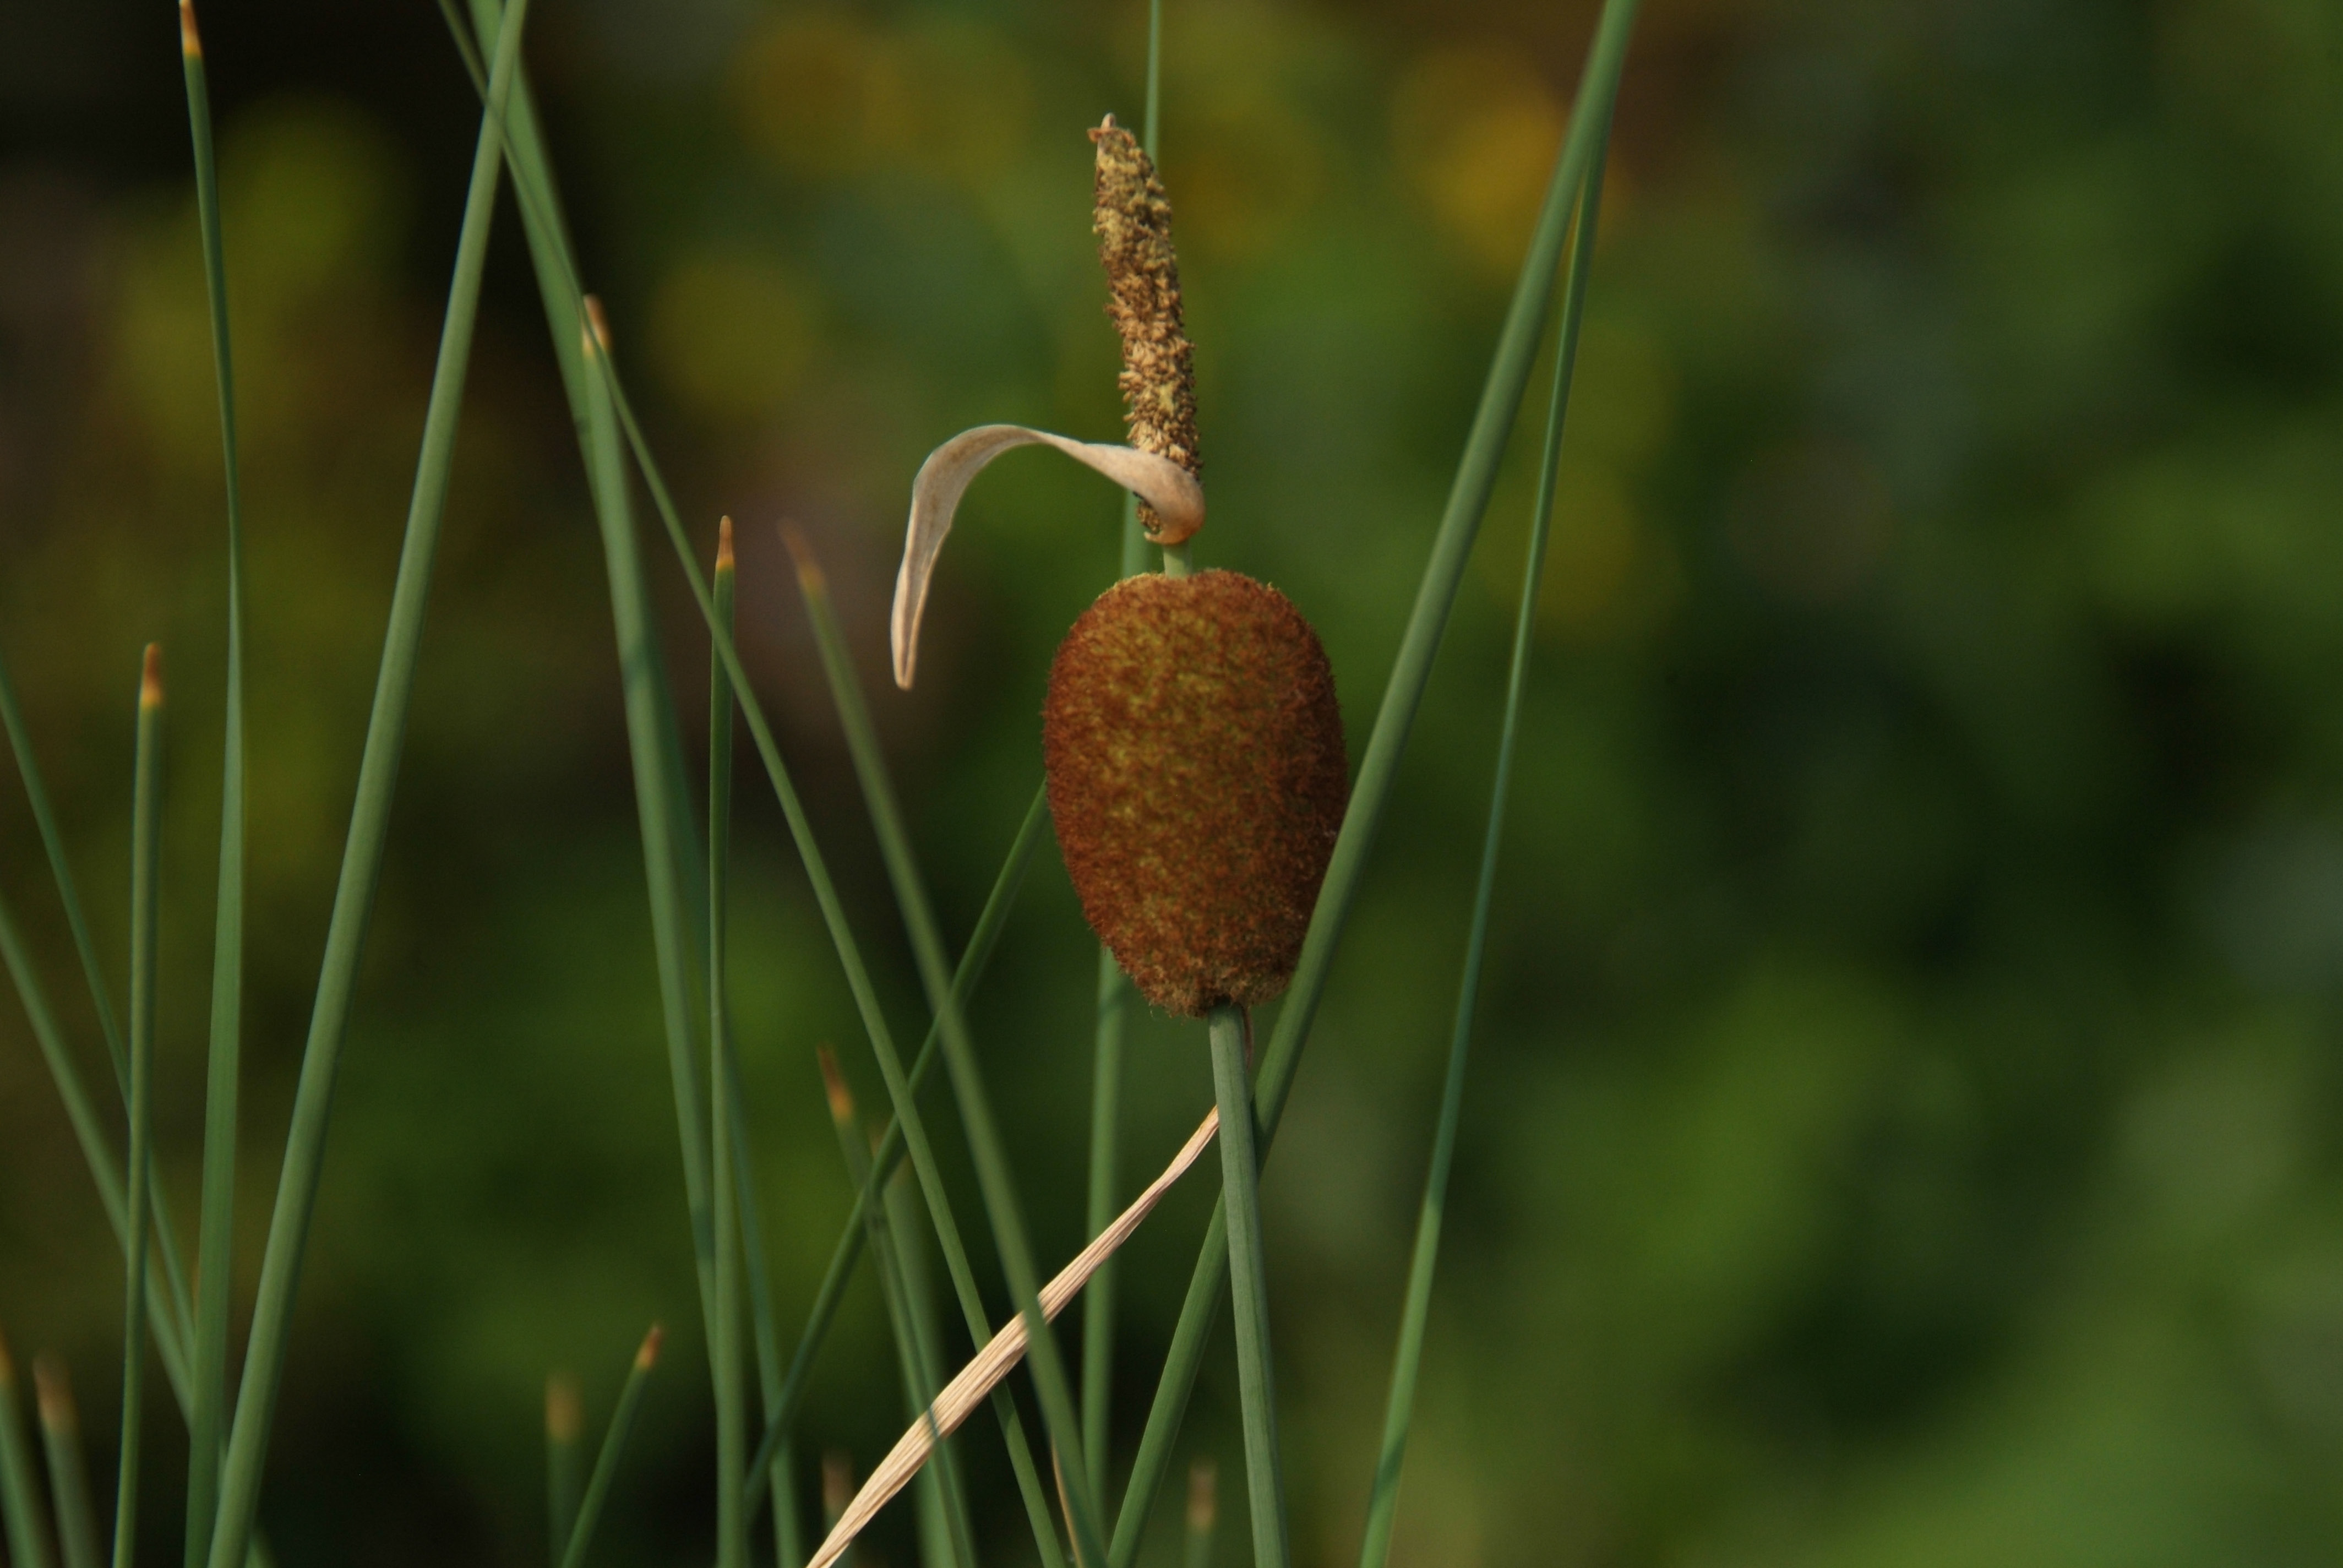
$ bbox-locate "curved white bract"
[889,425,1205,688]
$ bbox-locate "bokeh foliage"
[8,0,2343,1564]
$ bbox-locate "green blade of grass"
[1207,1008,1285,1568]
[412,28,1065,1556]
[0,892,193,1417]
[1081,944,1126,1495]
[715,1044,803,1568]
[203,4,532,1562]
[880,1155,967,1568]
[737,788,1051,1543]
[816,1052,976,1568]
[559,1327,662,1568]
[0,652,197,1391]
[1356,143,1607,1568]
[177,8,249,1563]
[1108,3,1638,1557]
[0,1329,58,1568]
[546,1374,582,1566]
[453,0,723,1381]
[32,1362,99,1568]
[787,539,1109,1566]
[112,650,165,1568]
[711,522,748,1568]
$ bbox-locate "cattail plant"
[0,2,1639,1567]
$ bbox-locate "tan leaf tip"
[635,1323,664,1370]
[179,0,201,57]
[779,520,825,595]
[716,515,735,574]
[141,643,163,708]
[815,1043,854,1127]
[545,1373,582,1443]
[583,295,614,355]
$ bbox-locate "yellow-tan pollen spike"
[1090,117,1198,541]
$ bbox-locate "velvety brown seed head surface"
[1089,117,1199,540]
[1044,570,1347,1017]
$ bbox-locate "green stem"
[559,1329,662,1568]
[1081,945,1126,1495]
[34,1364,99,1568]
[181,7,248,1560]
[1107,2,1639,1557]
[715,1049,802,1568]
[204,6,531,1563]
[1207,1009,1285,1568]
[791,555,1107,1566]
[712,531,746,1568]
[113,652,165,1568]
[0,653,197,1399]
[820,1060,976,1568]
[1355,143,1607,1568]
[0,894,193,1417]
[0,1332,56,1568]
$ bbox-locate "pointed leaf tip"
[140,644,162,708]
[635,1324,663,1370]
[716,515,735,574]
[179,0,201,57]
[814,1043,854,1126]
[778,520,825,595]
[890,425,1203,688]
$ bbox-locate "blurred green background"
[8,0,2343,1562]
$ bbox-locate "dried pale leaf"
[890,425,1205,688]
[804,1108,1222,1568]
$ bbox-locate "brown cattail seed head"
[1091,117,1198,541]
[1044,571,1347,1017]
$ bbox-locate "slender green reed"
[1356,143,1608,1568]
[1182,1460,1214,1568]
[204,5,533,1563]
[559,1327,662,1568]
[112,650,165,1568]
[0,1329,57,1568]
[402,53,1049,1553]
[788,542,1108,1566]
[714,1054,803,1568]
[453,0,726,1384]
[881,1164,962,1568]
[1082,944,1126,1493]
[32,1362,99,1568]
[711,521,748,1568]
[177,5,249,1561]
[546,1374,582,1565]
[738,788,1050,1540]
[1109,3,1639,1558]
[816,1052,975,1568]
[777,536,1072,1568]
[1207,1007,1285,1568]
[0,654,195,1393]
[0,895,191,1414]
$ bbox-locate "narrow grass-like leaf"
[0,652,196,1390]
[0,1328,57,1568]
[1356,146,1608,1568]
[413,29,1071,1558]
[32,1361,98,1568]
[112,650,165,1568]
[815,1052,974,1568]
[713,1052,803,1568]
[880,1161,963,1568]
[1207,1007,1285,1568]
[1081,945,1125,1493]
[737,788,1049,1523]
[1182,1460,1214,1568]
[546,1374,582,1566]
[776,530,1076,1568]
[710,518,750,1568]
[559,1327,662,1568]
[787,535,1109,1565]
[204,6,532,1562]
[1109,4,1638,1556]
[0,893,192,1415]
[454,0,723,1381]
[177,7,249,1562]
